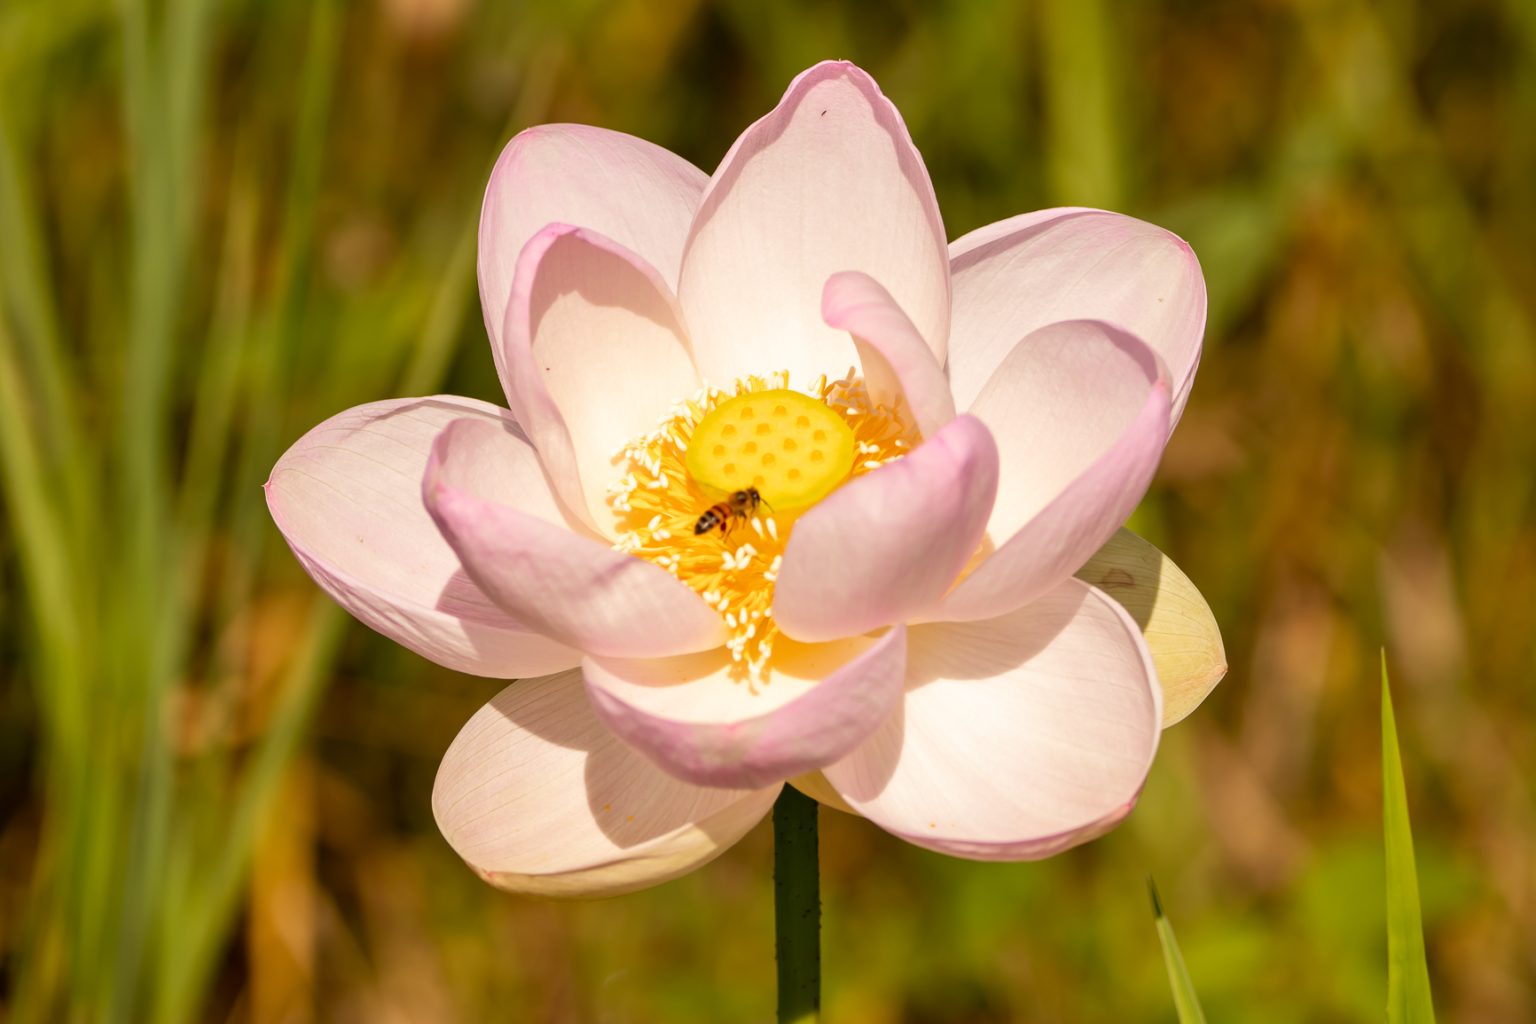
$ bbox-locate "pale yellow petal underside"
[1076,528,1227,727]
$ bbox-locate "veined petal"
[774,415,998,643]
[947,208,1206,424]
[822,270,956,439]
[500,224,699,530]
[934,321,1170,622]
[479,124,706,364]
[584,626,905,789]
[1076,528,1227,726]
[679,60,950,387]
[265,397,579,678]
[434,671,779,898]
[423,416,726,659]
[824,578,1162,860]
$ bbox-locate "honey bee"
[693,487,766,536]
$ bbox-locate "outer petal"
[500,224,699,529]
[822,270,956,439]
[584,626,906,789]
[264,397,579,677]
[679,60,950,387]
[947,208,1206,424]
[478,124,706,365]
[934,321,1170,622]
[774,416,998,643]
[824,578,1162,860]
[1076,528,1227,726]
[434,671,779,897]
[423,416,726,659]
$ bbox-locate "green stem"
[773,786,821,1023]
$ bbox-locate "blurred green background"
[2,0,1533,1020]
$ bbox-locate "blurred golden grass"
[1,0,1533,1020]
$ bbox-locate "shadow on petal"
[479,678,762,848]
[824,579,1161,860]
[906,585,1081,689]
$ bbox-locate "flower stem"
[773,785,821,1023]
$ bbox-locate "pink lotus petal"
[499,224,699,530]
[934,321,1171,622]
[822,270,956,439]
[947,208,1206,425]
[423,417,726,659]
[478,124,706,368]
[265,397,579,677]
[774,416,998,643]
[583,626,906,789]
[434,670,779,897]
[679,61,950,387]
[824,578,1162,859]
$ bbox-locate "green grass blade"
[1382,655,1436,1023]
[1148,879,1207,1024]
[0,100,89,532]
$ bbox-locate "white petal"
[825,578,1162,860]
[434,671,779,897]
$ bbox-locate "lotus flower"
[265,61,1225,897]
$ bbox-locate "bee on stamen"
[693,487,768,536]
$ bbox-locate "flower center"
[608,369,914,682]
[685,388,855,509]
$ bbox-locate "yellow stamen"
[608,369,914,682]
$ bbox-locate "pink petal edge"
[478,123,706,372]
[774,415,998,643]
[264,396,579,678]
[947,208,1206,426]
[934,321,1172,622]
[423,416,726,659]
[583,626,906,789]
[498,223,699,530]
[678,60,950,389]
[822,270,956,439]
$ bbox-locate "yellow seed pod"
[685,389,856,510]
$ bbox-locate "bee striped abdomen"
[693,507,729,535]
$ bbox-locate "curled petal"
[478,124,706,362]
[265,397,578,677]
[584,626,906,790]
[774,416,998,643]
[423,416,725,659]
[824,578,1162,860]
[822,270,956,439]
[680,60,950,387]
[935,321,1170,621]
[1076,528,1227,726]
[434,671,779,897]
[947,208,1206,424]
[500,224,699,529]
